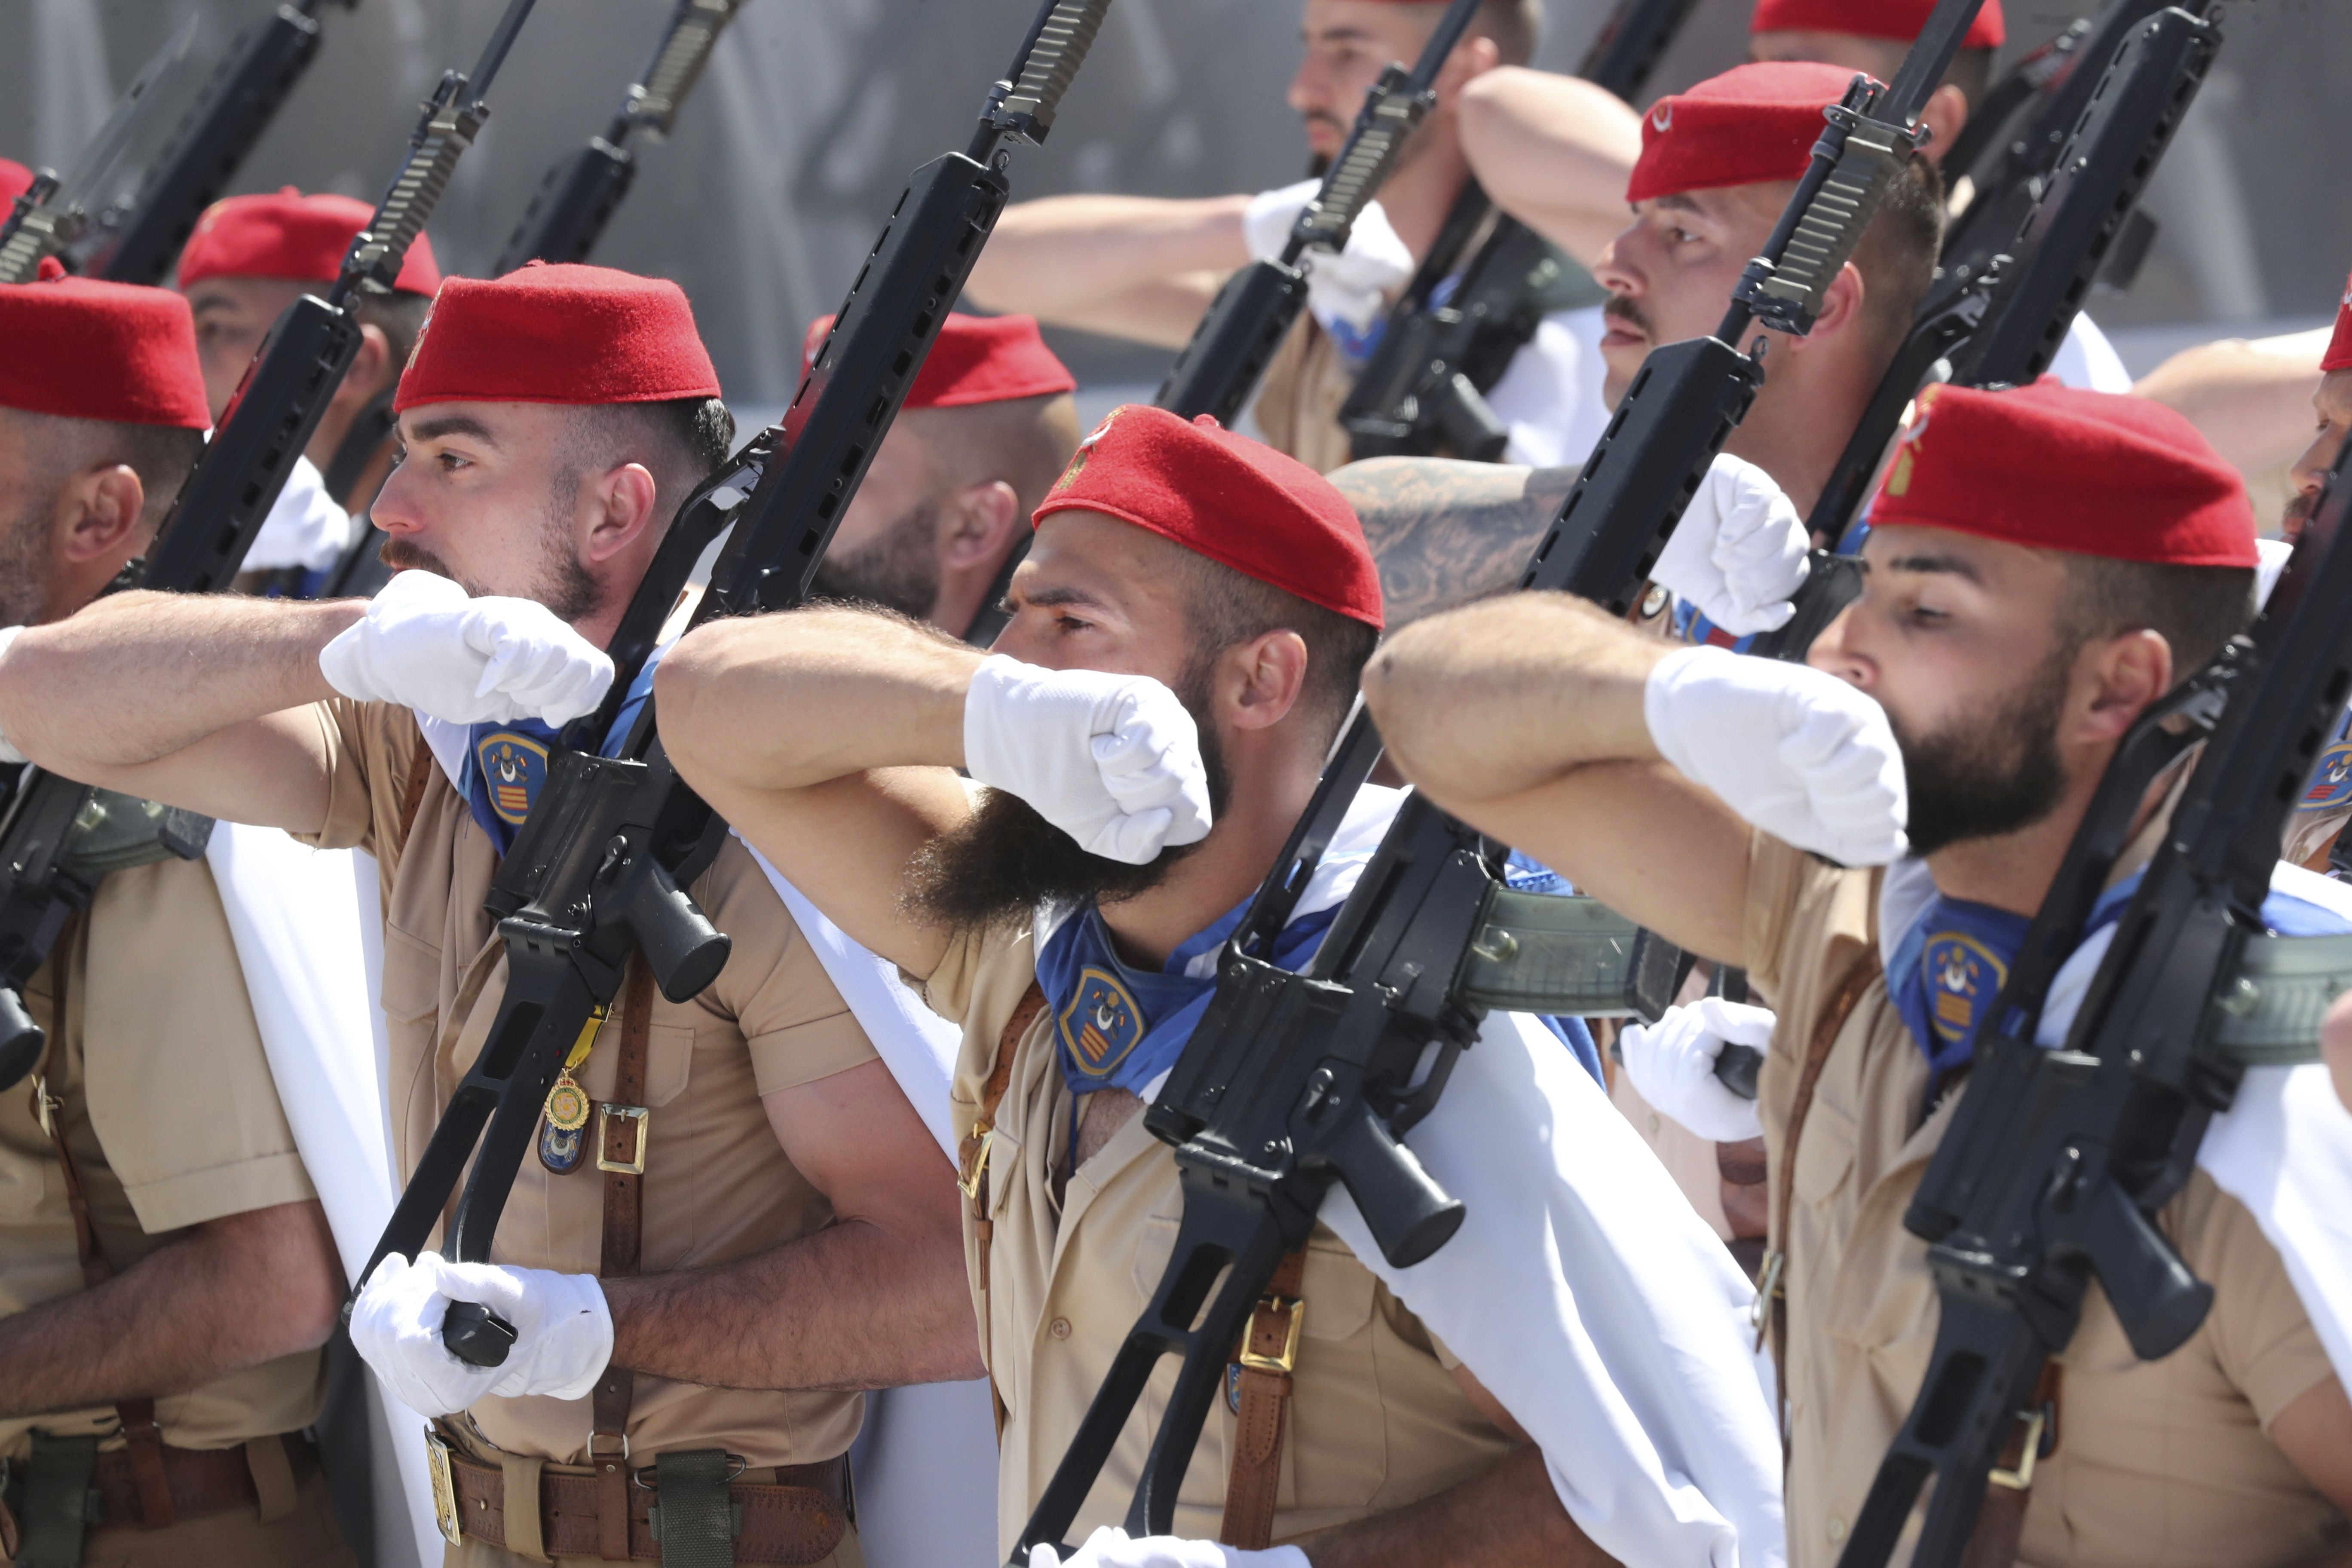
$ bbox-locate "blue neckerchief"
[1037,895,1342,1100]
[463,653,657,855]
[2297,706,2352,815]
[1887,894,2034,1085]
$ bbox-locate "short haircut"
[6,410,206,535]
[560,395,737,532]
[907,392,1083,521]
[2058,555,2257,684]
[1391,0,1542,68]
[1173,551,1380,746]
[354,289,433,381]
[1850,150,1945,356]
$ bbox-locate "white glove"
[350,1252,613,1418]
[1030,1527,1309,1568]
[1645,643,1909,867]
[1649,453,1811,635]
[1243,178,1413,334]
[320,569,613,726]
[242,456,356,573]
[1618,997,1772,1142]
[0,626,24,764]
[964,655,1213,864]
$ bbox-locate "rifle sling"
[965,982,1048,1443]
[1218,1248,1307,1550]
[592,960,655,1560]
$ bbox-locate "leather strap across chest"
[592,959,657,1560]
[964,981,1047,1443]
[1764,946,1879,1386]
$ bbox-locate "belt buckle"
[958,1124,995,1201]
[1237,1295,1305,1376]
[1750,1250,1785,1349]
[422,1429,463,1545]
[597,1104,649,1175]
[1988,1404,2048,1491]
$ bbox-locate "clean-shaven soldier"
[0,274,356,1565]
[964,0,1626,474]
[1364,382,2352,1567]
[805,312,1080,636]
[654,405,1785,1568]
[0,263,977,1568]
[176,189,444,579]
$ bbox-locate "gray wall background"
[6,0,2346,402]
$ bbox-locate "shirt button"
[1049,1317,1072,1340]
[1646,1112,1661,1136]
[1828,1517,1847,1544]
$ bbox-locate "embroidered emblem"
[1227,1360,1245,1414]
[1920,930,2006,1049]
[474,731,550,827]
[1053,407,1127,493]
[2303,740,2352,811]
[1884,385,1942,498]
[1057,965,1146,1080]
[1651,102,1672,132]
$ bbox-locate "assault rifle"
[0,0,538,1093]
[1831,383,2352,1568]
[1152,0,1484,423]
[0,18,197,285]
[1338,0,1702,462]
[1012,0,1987,1554]
[493,0,746,273]
[346,0,1121,1366]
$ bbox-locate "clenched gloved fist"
[350,1252,612,1418]
[1243,179,1413,337]
[964,655,1213,865]
[1645,644,1908,867]
[1648,453,1812,635]
[1618,997,1773,1142]
[1030,1526,1309,1568]
[319,569,613,725]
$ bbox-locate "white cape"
[204,824,443,1568]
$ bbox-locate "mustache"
[1602,294,1651,339]
[377,534,458,581]
[2283,489,2318,539]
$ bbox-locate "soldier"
[653,404,1787,1565]
[2275,280,2352,870]
[963,0,1625,474]
[804,312,1080,636]
[0,263,978,1568]
[1363,380,2352,1565]
[0,273,356,1565]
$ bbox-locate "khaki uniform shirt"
[1743,830,2348,1568]
[300,701,878,1469]
[1253,316,1357,476]
[0,858,324,1458]
[923,921,1515,1560]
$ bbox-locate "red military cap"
[0,159,31,208]
[802,312,1076,408]
[0,271,211,429]
[1627,61,1859,203]
[1751,0,2004,49]
[1871,381,2257,567]
[2322,270,2352,374]
[177,187,441,295]
[394,262,720,413]
[1034,405,1383,628]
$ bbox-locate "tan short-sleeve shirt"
[0,856,324,1458]
[1254,316,1357,476]
[924,920,1515,1561]
[300,699,879,1467]
[1742,830,2347,1568]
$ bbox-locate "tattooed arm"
[1332,457,1578,628]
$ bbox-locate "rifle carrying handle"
[442,1300,518,1368]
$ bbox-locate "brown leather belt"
[89,1432,311,1529]
[442,1449,850,1565]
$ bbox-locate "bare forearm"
[964,193,1251,325]
[603,1219,981,1391]
[1300,1445,1614,1568]
[1332,458,1574,628]
[2132,328,2328,475]
[1363,593,1663,805]
[0,591,355,773]
[1460,69,1642,267]
[0,1200,341,1418]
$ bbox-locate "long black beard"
[906,702,1232,938]
[1890,646,2072,858]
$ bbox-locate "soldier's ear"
[55,463,146,564]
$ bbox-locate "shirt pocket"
[1791,1093,1857,1211]
[577,1018,695,1109]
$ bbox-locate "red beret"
[178,187,441,296]
[0,159,31,208]
[394,262,720,413]
[1033,405,1382,628]
[1628,62,1860,204]
[802,311,1075,408]
[2323,270,2352,374]
[1871,381,2257,568]
[0,273,211,429]
[1751,0,2004,49]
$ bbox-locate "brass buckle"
[1237,1296,1305,1376]
[1750,1250,1785,1348]
[1988,1404,2047,1491]
[423,1429,463,1545]
[958,1124,995,1201]
[597,1104,649,1175]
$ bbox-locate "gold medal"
[537,1004,609,1175]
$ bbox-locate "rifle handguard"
[628,0,741,136]
[987,0,1113,148]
